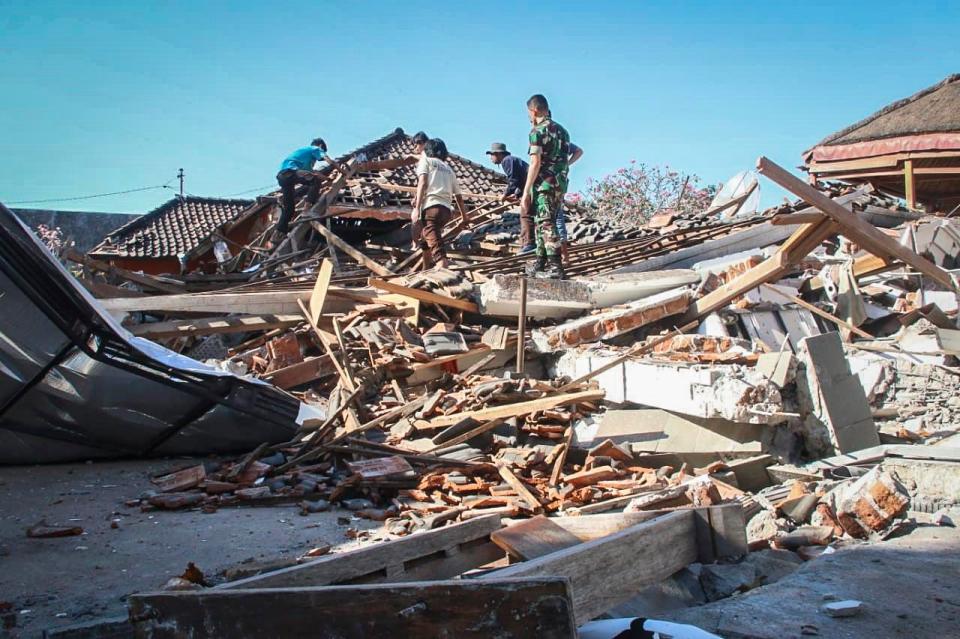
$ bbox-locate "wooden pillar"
[904,159,917,209]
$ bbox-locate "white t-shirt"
[416,156,461,211]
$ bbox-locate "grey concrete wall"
[11,208,141,253]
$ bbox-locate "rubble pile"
[95,156,960,553]
[7,146,960,636]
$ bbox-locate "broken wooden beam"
[484,510,697,624]
[129,314,304,339]
[757,156,957,291]
[425,389,605,429]
[219,515,503,589]
[129,578,575,638]
[369,278,479,313]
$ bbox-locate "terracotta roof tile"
[90,196,253,258]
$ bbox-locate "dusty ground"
[663,523,960,638]
[3,459,960,638]
[0,458,380,638]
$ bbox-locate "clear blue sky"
[1,1,957,214]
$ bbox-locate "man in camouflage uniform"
[521,94,570,279]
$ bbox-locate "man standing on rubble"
[275,138,348,236]
[412,138,468,270]
[521,94,571,279]
[486,142,534,254]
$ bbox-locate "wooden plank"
[426,418,503,453]
[496,463,544,513]
[130,578,575,639]
[312,221,393,277]
[548,512,662,541]
[99,288,378,315]
[64,248,184,294]
[369,278,479,313]
[219,515,503,589]
[129,314,303,339]
[327,394,428,444]
[681,218,836,323]
[706,503,748,560]
[904,159,917,209]
[758,156,957,290]
[308,259,334,325]
[485,510,697,623]
[490,515,582,560]
[549,427,573,486]
[770,212,826,226]
[298,298,355,393]
[426,389,605,428]
[263,355,334,389]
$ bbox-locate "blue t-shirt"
[279,146,326,172]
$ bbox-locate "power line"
[7,183,175,206]
[218,184,277,197]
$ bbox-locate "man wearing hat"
[486,142,534,254]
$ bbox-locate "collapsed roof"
[0,203,299,464]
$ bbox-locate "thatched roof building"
[803,74,960,212]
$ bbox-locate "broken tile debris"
[6,130,960,638]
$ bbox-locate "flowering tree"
[34,223,65,255]
[581,162,716,228]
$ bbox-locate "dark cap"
[485,142,509,155]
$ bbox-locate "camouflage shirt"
[528,117,571,194]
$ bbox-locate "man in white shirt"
[412,139,468,269]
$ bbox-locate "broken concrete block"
[836,467,910,539]
[479,275,592,319]
[740,548,803,587]
[756,352,796,388]
[821,600,863,618]
[798,332,880,454]
[595,409,764,454]
[699,562,757,601]
[554,353,783,424]
[746,510,787,545]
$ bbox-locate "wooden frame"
[129,578,576,638]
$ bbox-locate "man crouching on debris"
[412,138,468,270]
[522,94,571,279]
[275,138,348,236]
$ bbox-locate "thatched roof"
[812,74,960,148]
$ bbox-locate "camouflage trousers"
[534,189,564,257]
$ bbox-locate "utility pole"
[177,168,185,199]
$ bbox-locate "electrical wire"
[217,184,277,197]
[7,183,176,205]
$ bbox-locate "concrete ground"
[0,458,380,638]
[3,459,959,638]
[663,523,960,639]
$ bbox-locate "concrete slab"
[479,275,592,319]
[478,271,699,320]
[662,524,960,639]
[799,332,880,454]
[552,352,784,424]
[594,409,764,454]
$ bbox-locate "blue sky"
[1,1,957,214]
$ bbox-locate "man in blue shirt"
[486,142,535,254]
[275,138,347,234]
